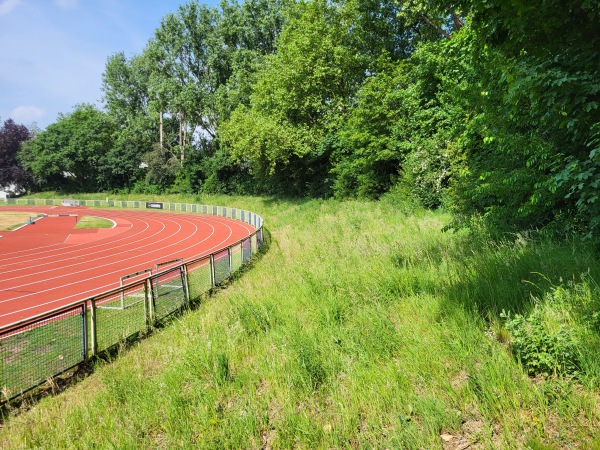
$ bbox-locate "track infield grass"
[0,212,112,231]
[74,216,114,229]
[0,212,41,230]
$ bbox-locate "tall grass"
[0,193,599,449]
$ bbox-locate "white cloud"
[0,0,22,16]
[53,0,78,10]
[10,105,46,124]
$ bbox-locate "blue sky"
[0,0,216,130]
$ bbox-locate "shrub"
[501,306,581,377]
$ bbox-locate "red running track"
[0,206,255,327]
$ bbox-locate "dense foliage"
[11,0,600,239]
[0,119,32,192]
[18,104,132,191]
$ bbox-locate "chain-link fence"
[93,279,149,353]
[186,256,213,300]
[152,267,187,321]
[0,305,85,401]
[0,199,264,403]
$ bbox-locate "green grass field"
[0,192,598,449]
[74,216,114,229]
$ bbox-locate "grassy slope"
[0,193,598,449]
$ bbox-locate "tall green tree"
[331,25,469,202]
[102,52,156,190]
[145,2,224,157]
[102,52,151,125]
[215,0,289,117]
[18,105,120,191]
[221,0,367,194]
[220,0,462,196]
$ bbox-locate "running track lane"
[0,206,256,327]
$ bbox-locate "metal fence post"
[90,298,98,357]
[181,264,191,305]
[146,278,155,327]
[228,246,232,277]
[144,280,151,328]
[209,254,215,287]
[81,302,88,361]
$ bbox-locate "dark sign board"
[145,202,164,209]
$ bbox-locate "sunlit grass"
[74,216,114,229]
[0,192,599,449]
[0,211,42,230]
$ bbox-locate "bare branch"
[421,13,451,39]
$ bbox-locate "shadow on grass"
[433,231,600,381]
[437,232,600,317]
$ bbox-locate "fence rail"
[0,198,264,403]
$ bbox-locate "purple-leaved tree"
[0,118,32,192]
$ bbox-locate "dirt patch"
[451,370,470,391]
[440,405,503,450]
[0,212,39,230]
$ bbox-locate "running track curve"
[0,206,255,327]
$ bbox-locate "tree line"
[1,0,598,238]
